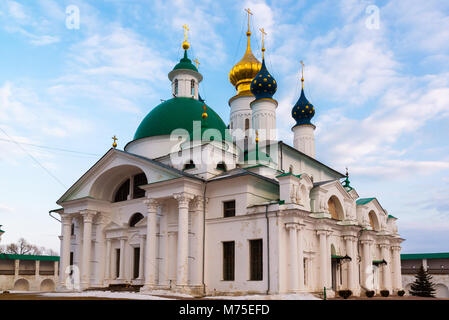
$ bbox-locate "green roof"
[401,253,449,260]
[133,97,229,141]
[388,214,398,220]
[0,254,59,261]
[356,197,376,205]
[172,50,198,72]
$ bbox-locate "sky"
[0,0,448,254]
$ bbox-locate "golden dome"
[229,31,261,97]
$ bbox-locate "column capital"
[343,235,357,242]
[379,243,390,250]
[174,192,195,208]
[61,215,73,225]
[95,212,109,225]
[360,240,373,245]
[316,229,331,236]
[391,245,402,251]
[80,210,97,223]
[190,196,205,211]
[285,223,298,230]
[144,198,160,212]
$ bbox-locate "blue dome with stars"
[292,87,315,126]
[250,59,277,100]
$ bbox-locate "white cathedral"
[54,18,404,297]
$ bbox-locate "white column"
[345,236,355,291]
[317,230,328,291]
[80,210,96,289]
[287,224,299,292]
[190,196,204,288]
[143,198,158,289]
[362,240,373,290]
[381,244,392,292]
[105,239,112,283]
[174,193,194,288]
[94,214,107,287]
[138,235,145,280]
[297,225,305,292]
[118,238,126,280]
[59,215,72,287]
[392,246,402,291]
[35,260,40,279]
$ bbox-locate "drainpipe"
[49,209,62,223]
[202,182,207,295]
[265,204,270,295]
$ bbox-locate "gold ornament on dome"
[229,8,261,97]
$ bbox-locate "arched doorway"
[368,211,380,231]
[435,283,449,298]
[14,278,30,291]
[40,279,55,292]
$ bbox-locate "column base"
[175,284,204,296]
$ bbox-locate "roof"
[0,225,4,233]
[279,142,345,179]
[401,253,449,260]
[172,50,198,72]
[356,197,376,205]
[388,214,398,220]
[0,254,59,261]
[132,97,229,142]
[208,167,279,186]
[57,148,204,203]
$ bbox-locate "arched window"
[133,173,147,199]
[174,79,178,96]
[191,79,195,96]
[184,160,195,170]
[328,196,343,220]
[71,223,75,236]
[129,213,144,227]
[368,211,379,231]
[114,179,130,202]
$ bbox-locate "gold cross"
[112,135,118,148]
[182,24,189,41]
[245,8,253,32]
[193,58,200,68]
[260,28,267,58]
[300,60,305,87]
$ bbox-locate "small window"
[216,162,227,171]
[114,179,130,202]
[245,118,250,131]
[129,213,144,227]
[223,200,236,217]
[116,249,121,278]
[184,160,195,170]
[70,223,75,236]
[191,79,195,96]
[223,241,235,281]
[174,79,178,96]
[133,173,147,199]
[250,239,263,281]
[289,165,293,174]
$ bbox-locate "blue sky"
[0,0,448,253]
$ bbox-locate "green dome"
[133,97,230,141]
[173,50,198,72]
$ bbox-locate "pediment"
[312,179,351,200]
[58,149,185,204]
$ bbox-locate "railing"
[0,270,15,275]
[18,270,36,275]
[39,270,55,276]
[401,268,449,275]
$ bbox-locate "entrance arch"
[435,283,449,298]
[40,279,55,292]
[14,278,30,291]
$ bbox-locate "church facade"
[54,19,404,297]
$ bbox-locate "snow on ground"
[39,291,173,300]
[204,293,321,300]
